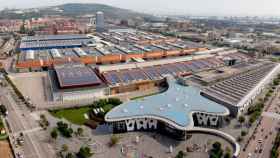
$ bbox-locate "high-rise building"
[96,11,105,32]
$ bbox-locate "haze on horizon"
[0,0,279,16]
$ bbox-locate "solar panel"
[143,67,162,80]
[192,61,207,69]
[55,66,102,88]
[184,62,199,72]
[103,72,121,85]
[119,71,134,83]
[156,66,172,76]
[198,60,211,67]
[129,69,149,81]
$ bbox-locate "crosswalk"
[14,127,42,136]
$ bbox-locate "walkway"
[189,127,240,157]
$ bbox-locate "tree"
[210,141,223,158]
[213,142,221,150]
[56,121,73,138]
[224,152,231,158]
[175,150,186,158]
[238,115,245,126]
[39,114,49,130]
[0,104,7,115]
[51,128,58,140]
[224,147,231,158]
[109,135,120,147]
[40,114,46,120]
[62,144,69,152]
[76,146,93,158]
[108,98,122,105]
[77,127,84,137]
[241,130,247,136]
[237,136,243,142]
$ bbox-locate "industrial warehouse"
[11,29,280,143]
[16,29,207,71]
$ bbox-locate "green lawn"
[50,107,91,125]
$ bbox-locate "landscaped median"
[49,98,122,126]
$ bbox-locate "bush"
[56,121,73,138]
[247,102,263,115]
[213,142,221,150]
[241,130,247,136]
[210,141,223,158]
[109,135,120,147]
[76,127,84,136]
[175,150,186,158]
[76,146,93,158]
[238,116,245,124]
[224,152,231,158]
[0,104,7,115]
[108,98,122,105]
[93,98,122,108]
[249,111,261,124]
[50,128,58,140]
[237,136,243,142]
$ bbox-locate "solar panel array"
[102,57,226,85]
[55,65,102,88]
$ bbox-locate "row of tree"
[271,131,280,158]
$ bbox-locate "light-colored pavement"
[0,85,55,158]
[239,87,280,158]
[262,111,280,120]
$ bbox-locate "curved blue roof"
[105,77,229,130]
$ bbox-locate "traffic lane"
[239,117,274,158]
[3,94,38,131]
[30,131,56,158]
[1,95,26,133]
[257,119,278,158]
[23,134,39,158]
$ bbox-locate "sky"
[0,0,279,16]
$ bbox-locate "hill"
[56,3,149,19]
[0,3,151,20]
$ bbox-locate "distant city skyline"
[1,0,280,16]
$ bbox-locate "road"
[0,85,55,158]
[239,88,280,158]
